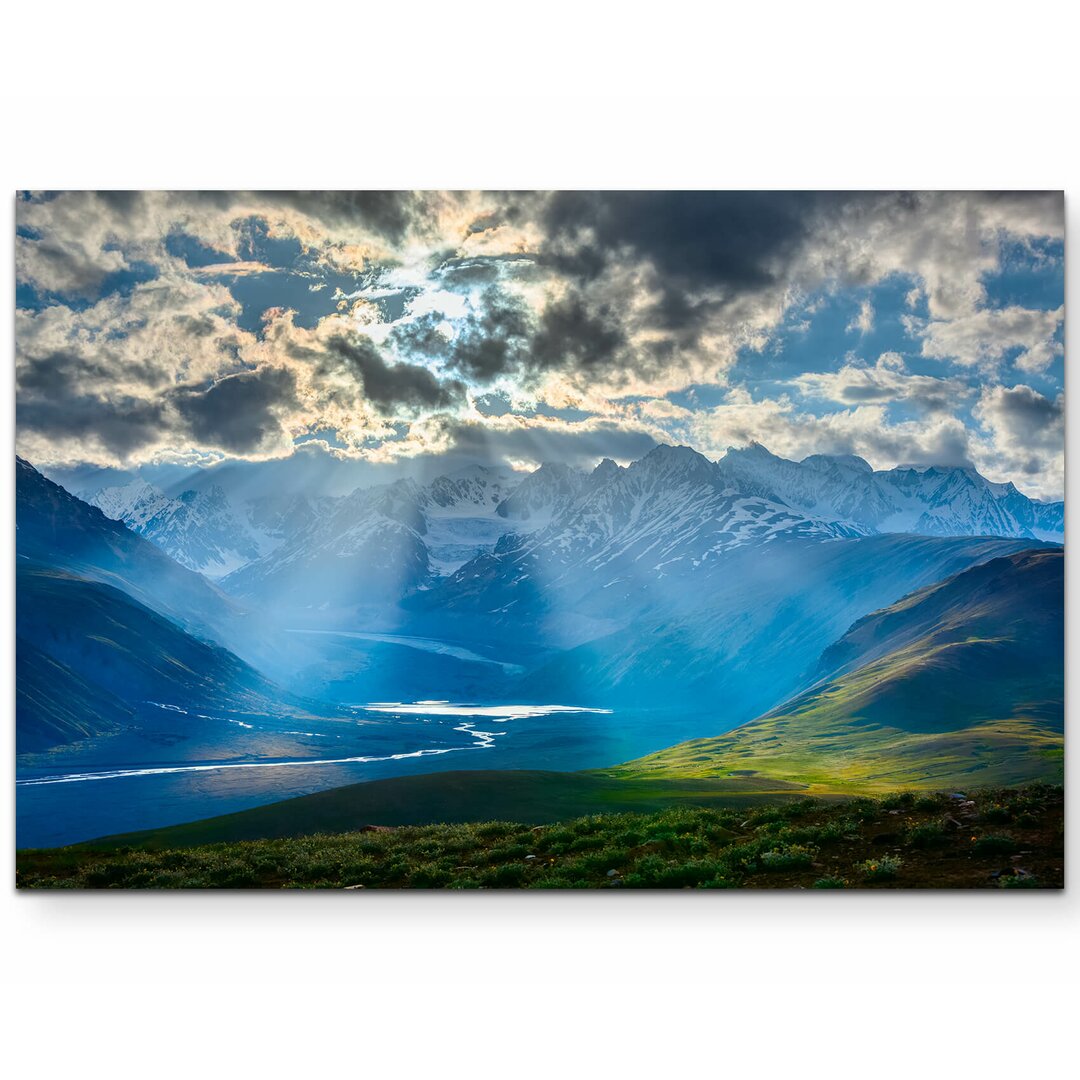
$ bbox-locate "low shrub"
[812,876,847,889]
[971,835,1017,856]
[759,844,816,871]
[905,822,947,849]
[855,855,902,881]
[881,792,916,811]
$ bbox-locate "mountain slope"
[16,564,297,752]
[85,478,327,579]
[75,441,1062,623]
[614,549,1063,791]
[221,478,432,616]
[16,457,252,651]
[16,639,134,754]
[410,444,866,646]
[514,533,1048,717]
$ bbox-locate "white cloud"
[792,353,970,412]
[846,298,874,335]
[972,383,1064,500]
[13,191,1064,499]
[690,387,975,472]
[916,305,1064,373]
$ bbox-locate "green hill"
[610,549,1063,793]
[16,639,134,753]
[60,769,810,851]
[16,564,302,753]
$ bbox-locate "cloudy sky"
[15,190,1065,500]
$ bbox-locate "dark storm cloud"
[388,312,452,361]
[529,294,625,374]
[444,287,533,381]
[429,415,659,470]
[323,335,465,411]
[401,193,853,389]
[975,383,1064,463]
[172,366,300,454]
[260,191,426,243]
[17,349,144,397]
[543,191,823,295]
[395,287,625,386]
[17,386,168,458]
[988,383,1063,432]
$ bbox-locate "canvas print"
[14,191,1064,889]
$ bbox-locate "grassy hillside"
[509,534,1048,717]
[17,784,1063,889]
[16,639,134,753]
[16,565,303,751]
[610,550,1063,793]
[61,770,811,851]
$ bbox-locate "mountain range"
[76,444,1062,617]
[16,442,1063,776]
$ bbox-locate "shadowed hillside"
[613,549,1063,792]
[16,564,303,753]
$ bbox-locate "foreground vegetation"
[17,784,1063,889]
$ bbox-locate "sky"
[14,190,1065,500]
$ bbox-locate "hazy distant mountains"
[78,443,1063,620]
[18,442,1063,754]
[715,442,1063,540]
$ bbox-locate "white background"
[2,3,1077,1076]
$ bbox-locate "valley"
[15,442,1065,853]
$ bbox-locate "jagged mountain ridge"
[716,441,1063,541]
[84,478,328,579]
[82,441,1061,592]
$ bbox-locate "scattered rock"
[525,855,537,861]
[358,824,394,833]
[606,869,621,878]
